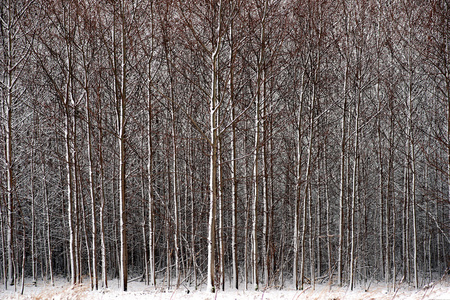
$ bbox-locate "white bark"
[64,37,77,286]
[30,140,36,286]
[147,62,156,288]
[114,1,128,290]
[252,1,268,290]
[98,124,108,288]
[206,36,220,296]
[83,54,98,290]
[4,0,15,286]
[206,1,223,292]
[218,137,225,291]
[252,69,260,292]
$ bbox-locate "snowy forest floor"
[2,276,450,300]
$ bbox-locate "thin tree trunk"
[386,118,394,289]
[65,65,76,286]
[80,180,92,288]
[309,183,315,290]
[218,137,225,291]
[30,144,36,286]
[385,152,390,287]
[147,65,156,287]
[325,157,332,286]
[229,19,238,289]
[84,64,98,290]
[98,119,108,288]
[300,92,314,290]
[338,62,349,287]
[252,2,268,290]
[20,218,25,295]
[244,142,250,290]
[406,49,418,288]
[42,161,54,285]
[170,66,180,290]
[165,154,171,290]
[392,182,396,289]
[147,0,156,287]
[316,165,321,281]
[190,139,197,290]
[1,201,6,289]
[403,159,410,283]
[207,48,219,294]
[206,2,223,291]
[115,1,128,290]
[252,75,260,292]
[141,169,148,284]
[262,85,270,288]
[411,130,418,289]
[75,152,81,285]
[350,88,361,291]
[294,72,305,290]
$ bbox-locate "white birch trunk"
[116,2,128,290]
[206,76,218,292]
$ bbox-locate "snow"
[2,277,449,300]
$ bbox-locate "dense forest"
[0,0,449,294]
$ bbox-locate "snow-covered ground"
[2,277,449,300]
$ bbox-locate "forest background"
[0,0,449,294]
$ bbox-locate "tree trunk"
[147,60,156,288]
[262,83,270,288]
[206,2,223,291]
[338,62,349,287]
[218,137,225,291]
[252,71,260,292]
[5,0,14,286]
[294,72,305,290]
[30,144,36,286]
[65,65,77,286]
[1,200,6,289]
[325,157,332,286]
[300,90,314,290]
[42,161,54,285]
[98,119,108,289]
[190,139,197,290]
[115,2,128,289]
[84,63,98,290]
[207,40,220,295]
[229,20,239,289]
[169,58,180,290]
[350,87,361,291]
